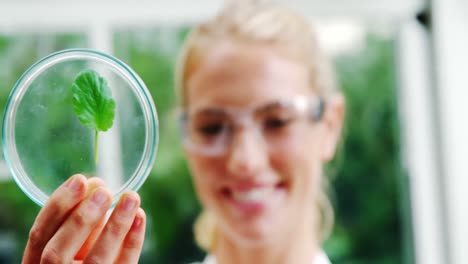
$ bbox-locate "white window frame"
[431,0,468,263]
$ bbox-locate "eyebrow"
[255,101,291,114]
[187,99,296,117]
[191,108,228,117]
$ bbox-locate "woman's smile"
[219,179,289,216]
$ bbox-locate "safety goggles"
[179,95,325,157]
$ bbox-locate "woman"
[22,1,345,263]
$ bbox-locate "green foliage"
[0,181,39,263]
[72,70,116,132]
[72,69,116,164]
[324,34,410,263]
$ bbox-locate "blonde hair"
[175,0,338,252]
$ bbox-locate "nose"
[226,127,268,176]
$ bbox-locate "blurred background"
[0,0,467,263]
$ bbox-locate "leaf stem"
[94,129,99,165]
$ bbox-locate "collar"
[201,250,331,264]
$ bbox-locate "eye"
[263,117,293,130]
[197,122,226,136]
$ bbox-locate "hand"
[22,174,146,264]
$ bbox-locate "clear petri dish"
[2,49,158,207]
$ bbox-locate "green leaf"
[72,69,116,164]
[72,69,116,132]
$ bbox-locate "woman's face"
[184,41,339,247]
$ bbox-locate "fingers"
[23,174,88,263]
[86,177,106,194]
[23,175,146,264]
[83,192,141,264]
[74,177,107,260]
[115,208,146,264]
[40,187,112,263]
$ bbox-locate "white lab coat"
[195,250,331,264]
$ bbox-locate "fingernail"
[119,195,137,212]
[66,175,83,193]
[91,188,107,206]
[132,215,143,230]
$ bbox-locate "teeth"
[232,187,273,203]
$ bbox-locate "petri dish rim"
[2,48,159,207]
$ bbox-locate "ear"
[320,93,345,162]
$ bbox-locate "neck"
[213,218,319,264]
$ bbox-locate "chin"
[222,220,284,249]
[216,200,291,249]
